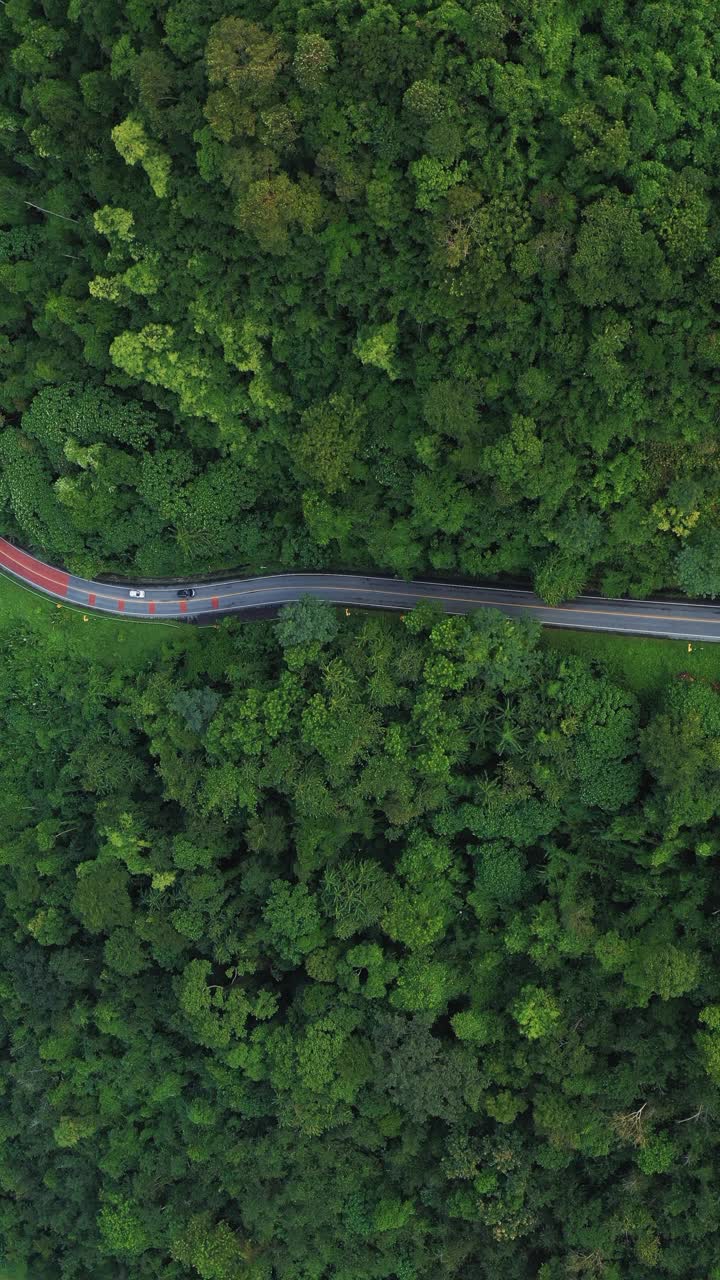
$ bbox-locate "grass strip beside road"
[543,627,720,705]
[0,571,194,667]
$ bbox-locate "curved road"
[2,537,720,642]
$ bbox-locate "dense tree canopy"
[2,601,720,1278]
[1,0,720,595]
[3,2,720,1277]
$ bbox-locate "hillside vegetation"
[1,1,720,597]
[4,598,720,1279]
[4,4,720,1279]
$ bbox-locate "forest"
[3,596,720,1279]
[4,1,720,1278]
[1,0,720,597]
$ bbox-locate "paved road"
[2,536,720,641]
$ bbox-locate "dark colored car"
[177,588,196,599]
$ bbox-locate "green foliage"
[103,928,148,976]
[2,604,720,1277]
[1,0,719,594]
[293,33,335,91]
[72,862,132,934]
[293,394,365,496]
[3,0,720,1274]
[171,687,221,734]
[111,116,171,197]
[677,531,720,598]
[171,1214,249,1280]
[322,859,390,939]
[97,1197,149,1257]
[534,552,588,606]
[276,595,339,651]
[513,985,562,1041]
[470,844,525,908]
[262,879,324,964]
[353,322,399,380]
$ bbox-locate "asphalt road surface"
[3,537,720,641]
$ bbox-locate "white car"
[129,589,146,599]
